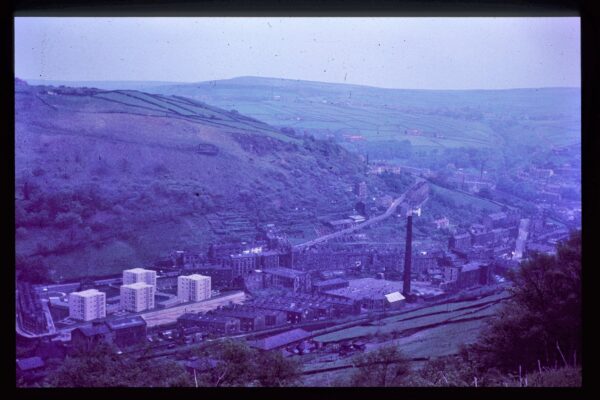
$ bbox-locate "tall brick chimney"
[403,213,413,296]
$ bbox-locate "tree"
[194,340,301,387]
[349,345,410,387]
[469,230,581,372]
[410,357,467,387]
[16,255,50,283]
[48,343,192,387]
[255,350,302,387]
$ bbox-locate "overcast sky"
[14,17,580,90]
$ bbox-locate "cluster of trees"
[496,176,539,202]
[379,171,415,195]
[44,340,302,388]
[17,181,113,230]
[47,344,191,387]
[469,230,581,372]
[15,254,51,283]
[193,340,302,387]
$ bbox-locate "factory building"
[120,282,155,312]
[106,316,148,348]
[68,289,106,321]
[177,274,212,303]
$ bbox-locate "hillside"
[139,76,580,156]
[14,78,378,281]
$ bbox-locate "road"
[294,179,424,251]
[512,218,530,260]
[141,291,246,327]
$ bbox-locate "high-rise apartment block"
[120,282,155,312]
[177,274,211,303]
[68,289,106,321]
[122,268,157,286]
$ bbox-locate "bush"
[349,345,410,387]
[527,366,581,387]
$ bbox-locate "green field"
[141,77,580,154]
[300,292,510,385]
[314,292,509,344]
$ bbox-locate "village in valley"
[17,156,580,384]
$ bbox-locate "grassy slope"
[301,292,510,384]
[15,81,376,280]
[142,77,580,152]
[313,292,509,343]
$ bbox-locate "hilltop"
[141,76,581,156]
[15,78,378,280]
[30,76,581,165]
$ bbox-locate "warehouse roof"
[265,267,306,279]
[325,278,404,301]
[248,328,311,351]
[313,278,349,287]
[75,324,111,337]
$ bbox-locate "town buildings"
[449,233,472,254]
[354,181,367,200]
[177,313,240,335]
[177,274,212,303]
[71,316,147,349]
[312,278,350,293]
[120,282,155,312]
[122,268,157,286]
[68,289,106,321]
[192,265,234,289]
[263,267,312,293]
[106,316,148,347]
[324,278,406,310]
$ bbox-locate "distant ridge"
[24,76,581,93]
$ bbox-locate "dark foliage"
[468,230,581,372]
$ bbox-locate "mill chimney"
[403,213,413,296]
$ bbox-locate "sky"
[14,17,580,90]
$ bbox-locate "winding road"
[294,179,425,251]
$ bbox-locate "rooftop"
[178,313,238,324]
[384,291,406,303]
[17,356,45,371]
[461,262,484,272]
[325,278,405,301]
[70,289,104,298]
[179,274,210,281]
[265,267,306,279]
[313,278,349,287]
[124,268,155,274]
[121,282,154,290]
[248,328,311,351]
[106,315,146,330]
[215,309,267,319]
[75,324,111,337]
